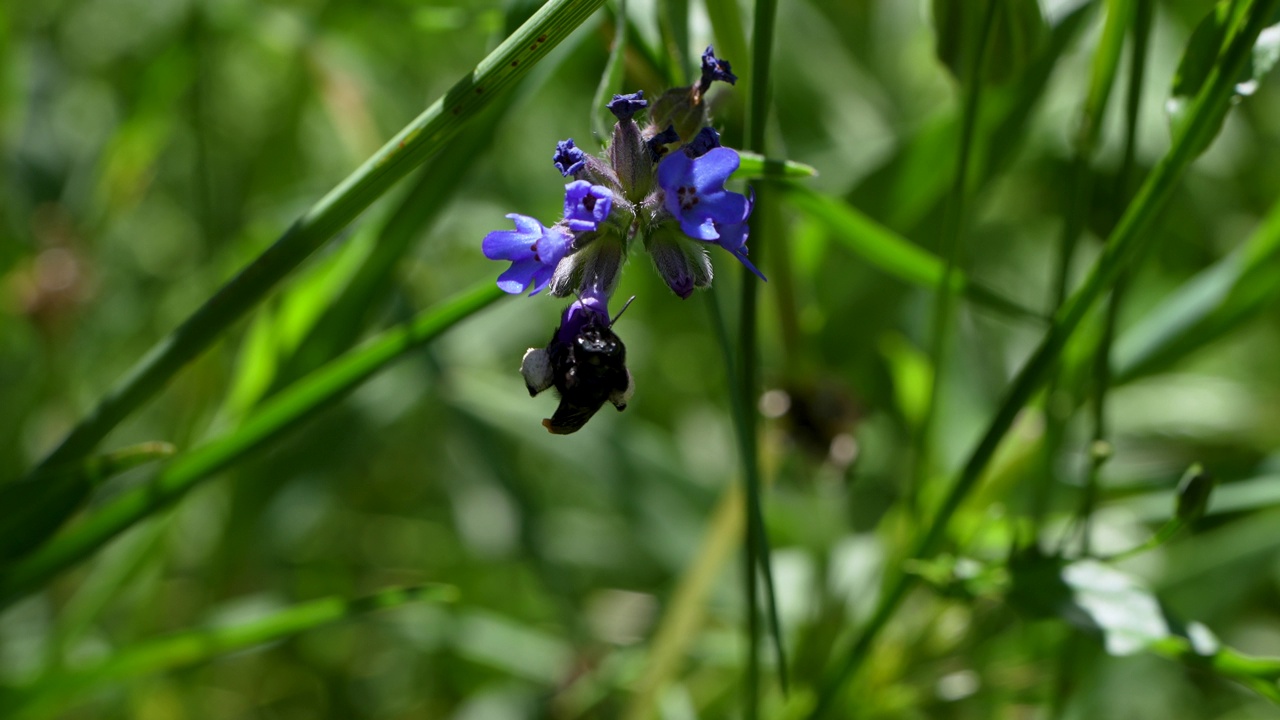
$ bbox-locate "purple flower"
[563,181,613,233]
[482,214,570,295]
[699,46,737,90]
[647,125,681,161]
[711,191,765,281]
[553,138,586,177]
[685,127,721,158]
[657,146,748,241]
[607,91,648,121]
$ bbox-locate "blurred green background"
[5,0,1280,717]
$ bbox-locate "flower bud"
[549,229,627,298]
[1175,464,1215,525]
[645,224,713,298]
[650,87,707,144]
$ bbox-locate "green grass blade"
[0,442,174,565]
[1114,195,1280,381]
[0,284,503,607]
[735,152,818,180]
[6,585,456,719]
[741,0,782,711]
[27,0,605,478]
[913,0,999,518]
[807,1,1280,714]
[781,184,1044,323]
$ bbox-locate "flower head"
[482,214,571,295]
[563,181,613,233]
[607,91,648,121]
[553,138,586,177]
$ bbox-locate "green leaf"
[0,443,174,566]
[5,585,456,719]
[932,0,1048,85]
[734,151,818,180]
[1168,2,1280,157]
[1062,559,1171,655]
[1114,195,1280,381]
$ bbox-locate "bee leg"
[608,369,634,412]
[520,348,553,396]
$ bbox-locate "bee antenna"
[610,296,636,327]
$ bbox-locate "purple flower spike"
[647,124,681,161]
[553,138,586,177]
[657,147,748,241]
[699,46,737,90]
[563,180,613,233]
[607,91,648,121]
[685,127,721,158]
[483,214,570,295]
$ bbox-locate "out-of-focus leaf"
[932,0,1048,85]
[853,2,1089,231]
[783,184,1044,322]
[1062,559,1170,655]
[0,443,174,565]
[877,333,933,429]
[1114,197,1280,381]
[1168,2,1280,157]
[1009,551,1176,655]
[5,585,456,720]
[0,284,503,608]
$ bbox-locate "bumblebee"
[521,298,634,434]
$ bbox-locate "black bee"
[521,297,634,434]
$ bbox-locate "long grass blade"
[741,0,782,711]
[0,284,503,607]
[25,0,605,480]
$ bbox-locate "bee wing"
[520,348,554,396]
[542,397,605,435]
